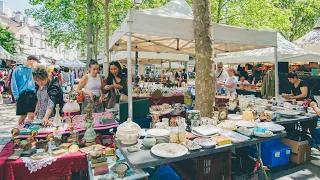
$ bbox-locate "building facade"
[0,1,77,61]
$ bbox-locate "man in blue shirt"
[11,55,40,125]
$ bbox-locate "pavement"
[0,103,18,138]
[0,102,319,179]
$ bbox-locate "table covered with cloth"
[3,151,88,180]
[133,95,184,106]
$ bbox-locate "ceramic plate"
[147,129,170,137]
[228,114,242,121]
[194,137,217,148]
[254,131,274,137]
[278,110,300,117]
[219,130,250,143]
[151,143,188,158]
[235,121,257,128]
[192,125,221,136]
[217,121,237,131]
[257,123,285,132]
[191,130,212,138]
[184,140,202,151]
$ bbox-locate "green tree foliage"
[274,0,320,41]
[0,25,17,54]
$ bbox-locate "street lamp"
[132,0,142,9]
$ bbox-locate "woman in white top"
[76,60,104,114]
[218,68,238,94]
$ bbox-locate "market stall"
[217,33,320,98]
[109,0,278,118]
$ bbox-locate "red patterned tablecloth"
[4,151,88,180]
[17,112,119,138]
[133,95,184,106]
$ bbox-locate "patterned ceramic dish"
[194,137,217,148]
[151,143,188,158]
[147,129,170,137]
[257,122,285,132]
[235,121,257,128]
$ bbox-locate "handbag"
[77,92,84,102]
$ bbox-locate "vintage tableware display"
[150,105,173,115]
[264,110,276,121]
[242,111,254,121]
[150,112,161,128]
[184,140,202,151]
[253,105,266,116]
[191,120,200,129]
[253,127,274,137]
[219,130,250,143]
[178,131,186,143]
[116,118,141,145]
[200,117,217,126]
[151,143,189,158]
[194,137,217,148]
[215,96,230,107]
[143,136,157,148]
[184,91,194,108]
[30,152,50,160]
[237,127,253,137]
[211,136,232,146]
[257,122,285,132]
[217,121,237,131]
[147,129,170,144]
[169,127,179,143]
[147,129,170,137]
[162,118,169,127]
[235,121,257,128]
[214,106,228,120]
[111,163,129,178]
[227,114,242,121]
[171,103,184,115]
[278,110,300,118]
[127,145,140,153]
[186,110,200,125]
[191,125,221,136]
[155,122,166,129]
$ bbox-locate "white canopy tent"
[295,18,320,53]
[109,0,278,118]
[217,33,320,63]
[112,52,189,65]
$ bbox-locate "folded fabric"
[0,142,14,178]
[94,165,109,176]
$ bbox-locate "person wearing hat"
[11,55,40,125]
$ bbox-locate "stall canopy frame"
[109,0,278,118]
[295,18,320,53]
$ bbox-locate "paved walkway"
[0,103,18,139]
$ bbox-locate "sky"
[2,0,34,14]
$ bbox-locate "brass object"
[105,148,115,156]
[68,144,79,153]
[20,140,32,151]
[27,130,38,144]
[11,128,20,144]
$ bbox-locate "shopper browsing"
[218,68,238,94]
[33,66,63,126]
[11,55,40,125]
[215,62,228,92]
[103,61,128,109]
[76,60,104,114]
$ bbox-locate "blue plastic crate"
[261,138,281,150]
[261,144,291,167]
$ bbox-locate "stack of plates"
[278,110,300,118]
[191,125,221,137]
[147,129,170,144]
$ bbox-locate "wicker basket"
[171,151,232,180]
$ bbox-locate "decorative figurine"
[11,128,20,145]
[53,104,62,127]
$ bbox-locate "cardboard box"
[281,138,311,164]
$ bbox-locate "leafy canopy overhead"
[0,25,17,54]
[27,0,320,51]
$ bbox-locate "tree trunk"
[192,0,215,117]
[93,26,100,61]
[104,0,110,75]
[86,0,94,68]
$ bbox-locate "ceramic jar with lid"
[116,118,141,145]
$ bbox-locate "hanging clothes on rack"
[261,69,275,99]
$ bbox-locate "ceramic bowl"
[143,136,157,148]
[116,118,141,145]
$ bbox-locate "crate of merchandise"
[171,151,232,180]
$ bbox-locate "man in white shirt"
[215,62,228,92]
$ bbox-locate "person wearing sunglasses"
[215,62,228,92]
[11,55,40,125]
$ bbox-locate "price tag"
[275,152,280,158]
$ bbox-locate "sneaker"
[311,160,320,166]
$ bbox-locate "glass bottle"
[53,104,61,127]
